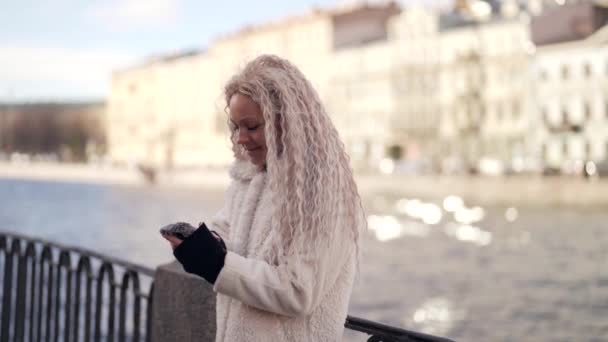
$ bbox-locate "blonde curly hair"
[224,54,365,263]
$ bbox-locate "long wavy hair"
[224,54,365,264]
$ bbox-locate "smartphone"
[160,222,195,240]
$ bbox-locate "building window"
[562,109,570,126]
[502,104,511,122]
[561,65,570,80]
[128,124,137,135]
[586,141,592,160]
[128,83,137,95]
[562,141,568,157]
[539,69,548,81]
[585,103,592,121]
[584,63,592,78]
[542,143,548,160]
[498,104,507,123]
[513,102,520,120]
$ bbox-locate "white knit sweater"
[210,160,358,341]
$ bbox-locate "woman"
[163,54,366,341]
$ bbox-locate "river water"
[0,178,606,341]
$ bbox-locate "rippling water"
[1,178,606,341]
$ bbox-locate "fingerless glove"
[173,222,227,284]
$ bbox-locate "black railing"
[0,232,154,342]
[0,232,455,342]
[346,316,455,342]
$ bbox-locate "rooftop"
[531,0,608,45]
[214,1,401,42]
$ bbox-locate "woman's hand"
[170,223,227,284]
[162,233,183,250]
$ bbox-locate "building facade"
[533,28,608,169]
[437,14,533,171]
[107,0,608,174]
[530,0,608,170]
[107,52,227,169]
[107,6,342,169]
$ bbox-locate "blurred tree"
[0,102,105,162]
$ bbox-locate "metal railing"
[0,232,455,342]
[346,316,455,342]
[0,232,154,342]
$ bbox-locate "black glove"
[173,222,227,284]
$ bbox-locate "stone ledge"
[152,261,216,342]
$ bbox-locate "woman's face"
[229,93,267,166]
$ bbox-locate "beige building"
[108,52,226,169]
[326,6,441,170]
[107,4,367,169]
[437,13,532,171]
[329,2,532,172]
[325,3,403,169]
[530,1,608,170]
[107,1,535,173]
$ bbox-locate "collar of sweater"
[229,159,264,181]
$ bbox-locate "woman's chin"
[246,154,264,167]
[246,150,266,166]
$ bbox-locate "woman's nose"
[237,129,249,145]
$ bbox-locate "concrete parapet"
[151,261,216,342]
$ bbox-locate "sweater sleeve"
[213,228,356,318]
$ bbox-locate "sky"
[0,0,444,102]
